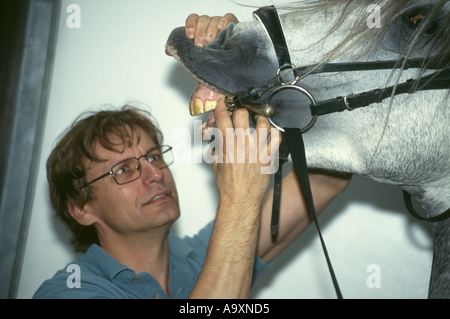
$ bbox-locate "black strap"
[403,191,450,222]
[312,69,450,116]
[232,58,449,110]
[295,58,448,75]
[253,6,293,73]
[255,5,343,298]
[271,132,290,235]
[284,127,343,299]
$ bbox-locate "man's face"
[81,129,180,240]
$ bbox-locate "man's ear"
[68,201,97,226]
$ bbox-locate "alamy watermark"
[67,4,381,30]
[366,264,381,288]
[66,264,81,288]
[367,4,381,29]
[65,262,382,290]
[171,120,281,175]
[66,4,81,29]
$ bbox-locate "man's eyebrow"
[107,145,161,167]
[146,145,162,153]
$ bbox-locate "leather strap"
[284,127,343,299]
[311,69,450,116]
[254,6,343,298]
[403,191,450,222]
[253,6,293,73]
[271,132,290,235]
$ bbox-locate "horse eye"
[409,13,438,34]
[410,14,424,28]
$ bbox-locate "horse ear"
[68,201,96,226]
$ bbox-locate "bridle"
[226,7,450,132]
[224,5,450,298]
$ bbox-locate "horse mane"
[274,0,450,72]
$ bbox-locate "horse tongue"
[190,83,223,116]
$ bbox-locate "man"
[33,14,350,299]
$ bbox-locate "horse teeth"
[205,100,217,112]
[189,99,195,116]
[194,98,204,115]
[201,124,213,138]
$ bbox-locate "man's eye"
[114,161,136,175]
[115,166,128,175]
[148,155,161,162]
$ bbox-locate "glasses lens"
[112,158,141,184]
[146,145,173,169]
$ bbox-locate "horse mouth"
[165,40,227,135]
[191,82,229,137]
[190,83,225,116]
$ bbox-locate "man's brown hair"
[47,105,163,252]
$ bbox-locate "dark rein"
[225,5,450,299]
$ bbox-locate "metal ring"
[343,94,355,111]
[267,85,317,133]
[276,64,300,86]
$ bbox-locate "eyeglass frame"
[79,145,173,189]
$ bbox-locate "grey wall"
[0,0,60,299]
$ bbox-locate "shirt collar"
[168,231,195,263]
[80,231,195,281]
[80,244,129,280]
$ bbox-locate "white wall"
[17,0,433,299]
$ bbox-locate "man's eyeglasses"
[79,145,174,189]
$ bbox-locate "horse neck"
[403,179,450,219]
[429,217,450,298]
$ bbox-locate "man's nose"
[140,158,164,184]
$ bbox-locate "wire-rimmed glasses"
[79,145,173,189]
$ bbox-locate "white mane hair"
[274,0,450,72]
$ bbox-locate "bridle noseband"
[225,5,450,299]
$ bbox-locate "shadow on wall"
[250,174,433,298]
[46,185,83,260]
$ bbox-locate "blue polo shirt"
[33,221,272,299]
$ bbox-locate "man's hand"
[185,13,239,47]
[190,100,280,299]
[211,100,280,205]
[166,13,238,56]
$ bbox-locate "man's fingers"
[214,99,233,133]
[185,13,239,47]
[204,16,222,43]
[254,115,281,157]
[186,14,215,47]
[185,14,199,39]
[217,13,239,30]
[232,109,250,131]
[195,15,215,46]
[254,115,271,131]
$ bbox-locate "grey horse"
[166,0,450,298]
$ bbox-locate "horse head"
[166,0,450,297]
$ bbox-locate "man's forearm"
[189,198,262,299]
[257,169,352,263]
[189,100,277,299]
